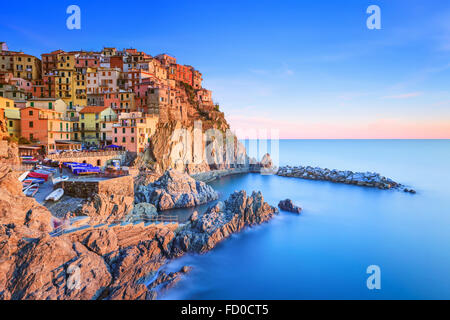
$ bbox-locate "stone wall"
[48,151,126,168]
[61,175,134,199]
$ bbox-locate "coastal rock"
[135,169,218,211]
[76,193,134,224]
[278,199,302,214]
[83,229,119,256]
[148,266,193,293]
[260,153,273,169]
[125,203,158,223]
[0,164,52,232]
[277,165,410,191]
[108,236,173,300]
[172,190,278,255]
[4,236,111,300]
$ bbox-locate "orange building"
[20,107,72,151]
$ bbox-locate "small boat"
[34,169,54,176]
[23,177,46,184]
[73,167,100,175]
[45,188,64,202]
[28,172,49,181]
[22,182,37,192]
[37,165,58,173]
[24,184,39,197]
[52,175,69,185]
[18,171,30,182]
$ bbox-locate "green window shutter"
[49,102,52,109]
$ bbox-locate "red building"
[31,80,45,98]
[41,50,64,75]
[168,64,193,86]
[110,56,124,70]
[42,74,56,98]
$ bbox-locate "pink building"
[12,77,32,93]
[75,54,100,68]
[111,112,159,153]
[87,67,120,94]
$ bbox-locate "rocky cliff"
[142,83,248,174]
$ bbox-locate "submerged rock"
[135,169,219,211]
[278,199,302,214]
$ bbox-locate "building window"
[81,114,84,119]
[29,121,33,128]
[8,121,13,127]
[114,137,117,143]
[122,137,126,143]
[114,128,117,134]
[49,102,52,109]
[29,110,33,116]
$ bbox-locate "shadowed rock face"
[172,190,278,255]
[135,169,218,211]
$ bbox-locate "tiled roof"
[79,106,108,114]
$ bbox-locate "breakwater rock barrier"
[277,165,416,193]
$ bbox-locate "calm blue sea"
[161,140,450,300]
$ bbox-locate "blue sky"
[1,0,450,138]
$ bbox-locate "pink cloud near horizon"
[228,115,450,139]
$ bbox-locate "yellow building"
[0,97,20,137]
[71,72,87,107]
[54,53,87,108]
[79,106,116,146]
[12,53,41,81]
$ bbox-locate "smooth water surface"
[161,140,450,300]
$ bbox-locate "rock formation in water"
[135,169,219,211]
[277,165,416,193]
[172,190,278,255]
[278,199,302,214]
